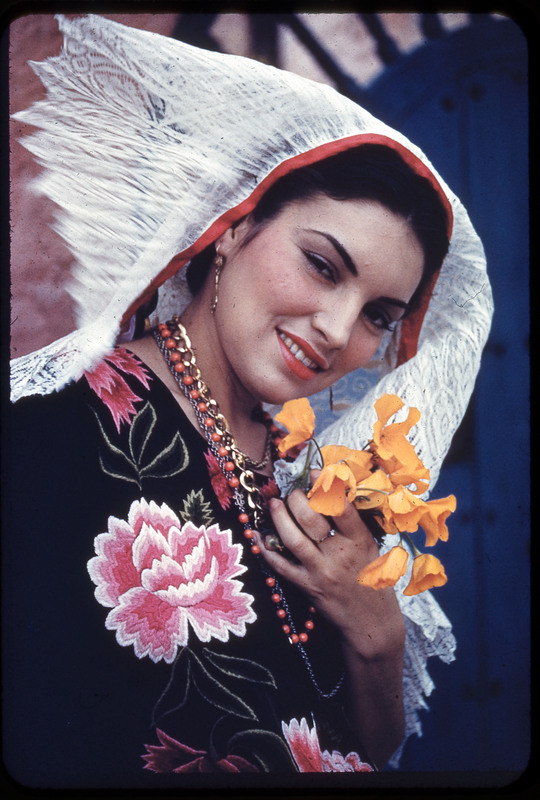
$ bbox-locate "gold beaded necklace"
[154,317,344,697]
[155,316,276,532]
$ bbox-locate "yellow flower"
[377,486,455,545]
[308,462,357,517]
[416,495,456,547]
[275,398,315,456]
[404,553,447,595]
[319,445,374,479]
[357,546,409,590]
[385,461,430,496]
[353,469,394,510]
[370,394,428,492]
[379,485,426,534]
[308,446,373,517]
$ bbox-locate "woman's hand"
[260,490,405,660]
[258,489,406,768]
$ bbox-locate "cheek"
[259,267,317,316]
[336,330,382,375]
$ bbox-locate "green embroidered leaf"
[180,490,214,528]
[139,431,189,480]
[128,401,157,465]
[91,408,140,486]
[202,649,277,689]
[97,452,141,488]
[91,402,189,485]
[227,728,296,771]
[190,651,258,721]
[151,650,191,727]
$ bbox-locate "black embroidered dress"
[4,348,372,788]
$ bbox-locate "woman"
[6,15,492,788]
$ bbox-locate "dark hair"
[186,144,450,310]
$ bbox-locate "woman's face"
[213,194,424,406]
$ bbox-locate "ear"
[215,217,251,256]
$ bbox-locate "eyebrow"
[307,229,358,276]
[306,228,412,311]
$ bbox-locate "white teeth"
[279,332,318,370]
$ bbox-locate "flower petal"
[373,394,404,429]
[185,571,257,642]
[354,469,393,509]
[129,498,179,540]
[132,521,173,573]
[281,717,323,771]
[308,462,356,516]
[282,717,373,772]
[417,495,457,546]
[321,749,373,772]
[84,356,147,432]
[87,517,139,606]
[275,398,315,454]
[142,728,207,772]
[404,553,448,595]
[106,587,187,663]
[106,348,151,388]
[357,546,409,590]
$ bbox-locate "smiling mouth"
[277,331,321,372]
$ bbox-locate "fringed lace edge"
[387,580,456,768]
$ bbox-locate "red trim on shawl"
[121,134,453,365]
[396,269,439,366]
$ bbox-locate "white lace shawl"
[388,543,456,767]
[10,14,491,763]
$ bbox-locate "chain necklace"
[154,316,345,699]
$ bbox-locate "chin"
[239,362,330,407]
[257,382,324,407]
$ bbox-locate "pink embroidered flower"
[320,749,374,772]
[281,718,373,773]
[142,728,259,773]
[87,499,256,663]
[84,347,151,431]
[204,450,234,510]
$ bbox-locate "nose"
[312,293,362,351]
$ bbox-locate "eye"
[303,250,337,284]
[362,303,396,333]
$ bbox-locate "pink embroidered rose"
[84,347,151,431]
[88,499,256,663]
[281,717,373,773]
[142,728,259,773]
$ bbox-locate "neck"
[179,297,267,459]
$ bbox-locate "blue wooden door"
[360,17,529,775]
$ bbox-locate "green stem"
[400,530,422,557]
[309,437,324,470]
[355,485,392,497]
[288,439,316,494]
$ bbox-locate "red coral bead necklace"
[154,319,338,671]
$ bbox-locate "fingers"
[259,491,381,580]
[338,502,380,561]
[286,487,375,543]
[254,528,310,588]
[269,494,322,557]
[256,494,384,626]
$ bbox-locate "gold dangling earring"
[210,253,225,314]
